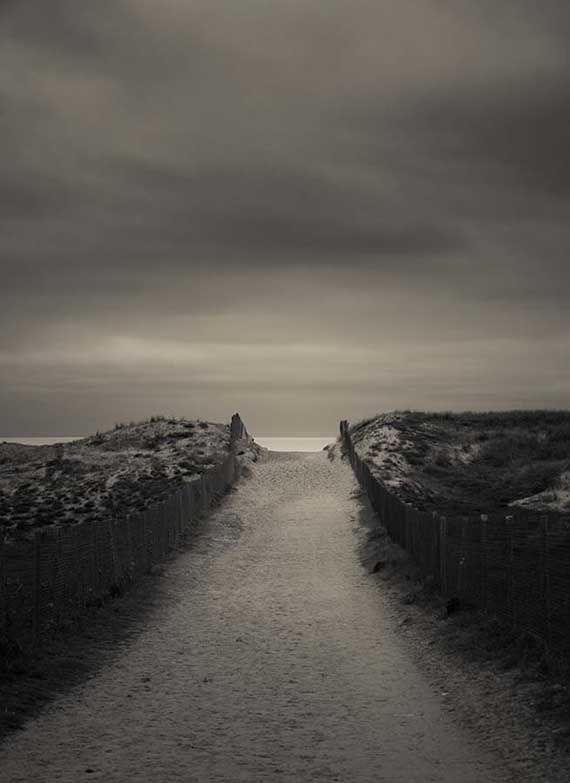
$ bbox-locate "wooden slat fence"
[340,420,570,654]
[0,414,249,649]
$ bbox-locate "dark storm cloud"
[457,0,570,38]
[398,75,570,198]
[0,1,162,74]
[0,175,75,219]
[2,1,105,55]
[1,1,570,434]
[99,157,461,257]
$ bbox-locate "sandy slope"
[0,418,231,534]
[349,411,570,514]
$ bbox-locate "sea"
[255,437,334,452]
[1,436,335,453]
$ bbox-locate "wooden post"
[33,531,41,644]
[202,474,209,516]
[439,516,447,594]
[140,512,145,575]
[0,539,4,640]
[432,512,440,584]
[506,515,515,629]
[541,515,551,649]
[457,517,467,599]
[480,514,488,612]
[108,518,118,588]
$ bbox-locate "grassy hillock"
[0,417,231,533]
[350,410,570,515]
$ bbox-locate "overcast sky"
[1,1,569,436]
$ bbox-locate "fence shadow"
[340,420,570,657]
[0,473,244,743]
[0,414,252,740]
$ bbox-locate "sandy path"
[0,452,516,782]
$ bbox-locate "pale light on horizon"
[1,2,569,434]
[255,437,335,452]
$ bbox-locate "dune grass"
[351,410,570,515]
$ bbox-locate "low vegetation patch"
[0,418,230,533]
[350,410,570,515]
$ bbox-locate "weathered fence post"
[480,514,488,612]
[0,538,4,640]
[141,513,148,573]
[33,530,41,644]
[540,515,551,648]
[439,516,447,594]
[457,517,468,600]
[506,514,514,629]
[431,512,440,585]
[108,517,118,589]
